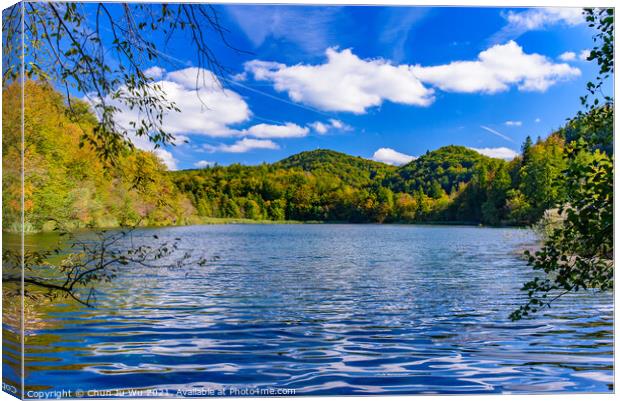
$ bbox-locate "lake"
[4,224,613,395]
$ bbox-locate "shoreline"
[5,217,533,235]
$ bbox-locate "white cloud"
[144,66,165,79]
[504,120,522,127]
[232,72,247,81]
[310,121,329,134]
[171,134,190,145]
[194,160,214,168]
[469,147,519,160]
[328,119,346,129]
[243,122,309,138]
[579,49,591,61]
[121,130,179,171]
[480,125,514,143]
[310,118,350,134]
[206,138,280,153]
[245,48,435,114]
[504,8,583,31]
[535,117,541,123]
[246,43,579,113]
[371,148,416,165]
[493,8,584,42]
[559,51,576,61]
[153,149,178,170]
[110,67,251,138]
[412,41,580,93]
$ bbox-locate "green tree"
[481,165,511,225]
[511,8,613,320]
[518,135,567,222]
[244,199,263,220]
[521,135,533,164]
[505,189,531,225]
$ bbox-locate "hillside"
[276,149,396,187]
[5,82,583,230]
[2,81,195,232]
[172,145,508,224]
[172,132,575,226]
[386,146,504,196]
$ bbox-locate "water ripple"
[12,225,613,395]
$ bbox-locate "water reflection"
[12,225,614,395]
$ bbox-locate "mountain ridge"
[178,145,506,173]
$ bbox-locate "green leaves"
[4,2,242,168]
[511,115,613,321]
[511,8,614,320]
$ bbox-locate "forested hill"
[172,139,567,226]
[275,149,396,187]
[388,146,499,195]
[2,81,196,233]
[4,81,593,232]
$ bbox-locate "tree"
[373,187,394,223]
[505,189,531,225]
[3,2,244,163]
[3,80,194,231]
[511,8,613,320]
[481,165,511,225]
[521,135,533,164]
[3,226,212,307]
[518,135,567,222]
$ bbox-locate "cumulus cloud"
[310,118,350,134]
[194,160,214,168]
[144,66,166,79]
[231,72,247,81]
[310,121,329,134]
[469,147,519,160]
[243,122,309,138]
[579,49,591,61]
[110,67,251,138]
[504,120,522,127]
[245,48,435,114]
[120,129,179,171]
[153,149,178,170]
[245,43,579,113]
[412,41,580,93]
[371,148,416,165]
[170,134,190,145]
[328,119,346,129]
[559,51,576,61]
[206,138,280,153]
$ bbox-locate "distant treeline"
[3,81,608,232]
[173,118,604,226]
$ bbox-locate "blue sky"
[106,6,607,170]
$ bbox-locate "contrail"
[480,125,515,143]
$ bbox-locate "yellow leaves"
[3,81,193,231]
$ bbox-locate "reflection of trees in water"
[3,289,56,333]
[2,226,217,394]
[2,226,216,308]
